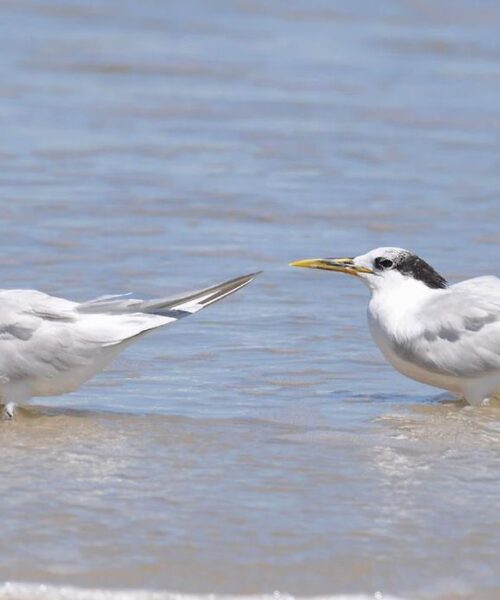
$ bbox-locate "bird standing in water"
[291,247,500,406]
[0,272,259,418]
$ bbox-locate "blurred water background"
[1,1,500,599]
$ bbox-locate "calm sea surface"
[1,1,500,599]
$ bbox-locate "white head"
[290,247,448,293]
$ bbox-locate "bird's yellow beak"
[289,257,373,277]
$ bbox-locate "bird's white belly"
[367,313,462,393]
[31,364,107,397]
[368,315,500,404]
[0,343,127,403]
[32,344,126,397]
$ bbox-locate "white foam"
[0,583,406,600]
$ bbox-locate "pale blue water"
[0,1,500,599]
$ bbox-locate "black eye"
[374,257,394,270]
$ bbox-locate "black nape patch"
[396,254,448,289]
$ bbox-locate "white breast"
[366,282,463,394]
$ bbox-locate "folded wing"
[396,276,500,377]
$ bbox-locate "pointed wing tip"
[193,271,261,308]
[230,271,263,288]
[242,270,263,280]
[226,271,262,285]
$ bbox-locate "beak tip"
[289,259,315,269]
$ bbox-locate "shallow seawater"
[1,1,500,599]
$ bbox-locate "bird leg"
[1,402,16,420]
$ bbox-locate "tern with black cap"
[291,247,500,406]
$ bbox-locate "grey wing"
[400,277,500,377]
[0,290,88,382]
[0,289,158,381]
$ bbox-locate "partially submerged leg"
[463,384,494,407]
[0,383,32,419]
[2,402,15,420]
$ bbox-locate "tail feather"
[141,272,261,317]
[78,272,260,320]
